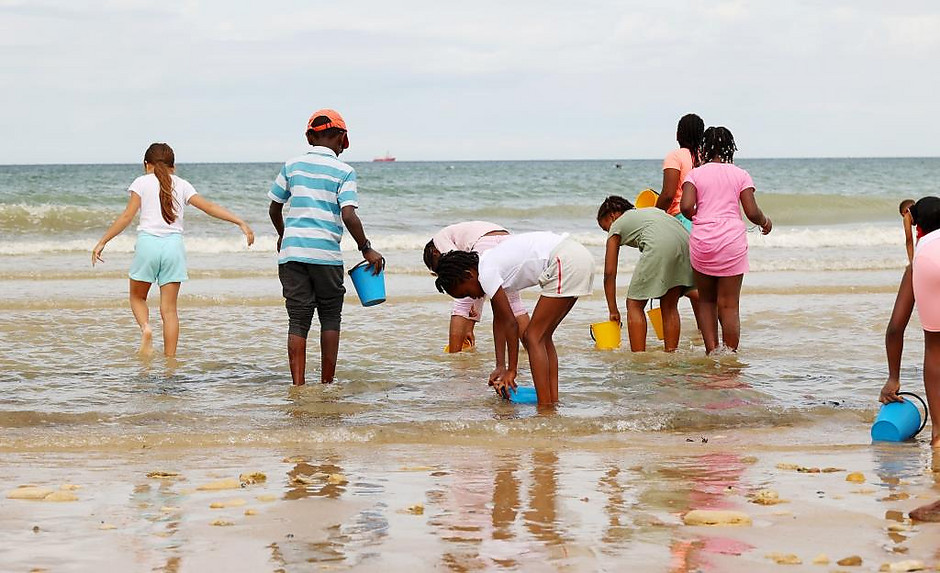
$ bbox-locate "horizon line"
[1,155,939,167]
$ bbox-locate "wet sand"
[3,426,939,572]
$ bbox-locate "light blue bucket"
[871,392,928,442]
[508,386,538,404]
[347,259,386,307]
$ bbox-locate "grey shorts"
[278,261,346,337]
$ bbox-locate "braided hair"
[434,250,479,297]
[700,126,737,164]
[676,113,705,166]
[597,195,634,220]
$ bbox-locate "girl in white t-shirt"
[93,143,254,357]
[434,232,595,406]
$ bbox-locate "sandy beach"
[3,425,940,572]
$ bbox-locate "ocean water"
[0,157,933,451]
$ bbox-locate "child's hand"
[363,248,384,275]
[240,223,255,247]
[488,366,505,385]
[92,243,106,266]
[879,378,903,404]
[760,217,772,235]
[609,311,621,324]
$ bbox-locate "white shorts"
[538,238,595,298]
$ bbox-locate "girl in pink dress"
[679,127,772,354]
[880,196,940,450]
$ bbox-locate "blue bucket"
[508,386,538,404]
[871,392,928,442]
[347,259,386,307]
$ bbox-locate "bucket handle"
[589,324,596,342]
[348,257,386,276]
[897,391,929,437]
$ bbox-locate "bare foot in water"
[139,325,153,355]
[910,499,940,522]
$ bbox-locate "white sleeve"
[478,259,504,298]
[432,228,459,254]
[179,179,198,205]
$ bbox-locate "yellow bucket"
[443,338,474,353]
[646,307,664,340]
[634,188,659,209]
[589,321,621,350]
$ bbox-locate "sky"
[2,0,939,164]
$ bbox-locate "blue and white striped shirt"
[268,147,359,266]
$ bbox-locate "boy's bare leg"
[129,279,153,355]
[159,282,181,357]
[925,331,940,447]
[626,299,648,352]
[288,334,306,386]
[321,329,339,384]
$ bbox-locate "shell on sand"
[256,494,277,503]
[837,555,863,566]
[146,471,181,480]
[6,486,54,500]
[42,490,78,502]
[209,498,247,509]
[209,520,234,527]
[812,554,829,564]
[405,503,424,515]
[845,472,866,483]
[197,478,241,491]
[765,553,802,565]
[879,560,926,572]
[682,510,752,527]
[238,472,266,486]
[751,489,788,505]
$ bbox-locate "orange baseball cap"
[306,109,349,148]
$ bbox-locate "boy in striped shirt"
[269,109,384,385]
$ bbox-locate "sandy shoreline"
[2,425,939,572]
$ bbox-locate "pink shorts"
[451,234,527,320]
[913,232,940,332]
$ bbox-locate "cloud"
[0,1,938,163]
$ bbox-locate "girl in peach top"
[656,113,704,232]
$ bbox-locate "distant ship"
[373,152,396,162]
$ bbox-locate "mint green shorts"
[674,212,693,233]
[129,232,188,286]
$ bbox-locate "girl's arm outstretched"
[92,194,141,266]
[188,195,254,246]
[881,265,915,403]
[603,235,622,323]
